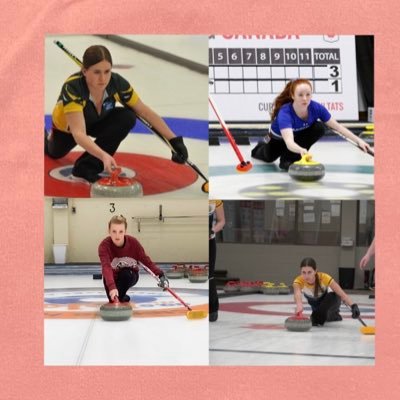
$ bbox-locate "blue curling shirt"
[270,100,331,138]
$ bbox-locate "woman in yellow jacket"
[293,257,360,326]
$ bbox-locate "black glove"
[351,303,360,319]
[169,136,188,164]
[158,273,169,290]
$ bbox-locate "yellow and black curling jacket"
[52,71,140,132]
[293,272,333,300]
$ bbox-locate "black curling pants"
[46,108,136,175]
[209,238,219,314]
[103,268,139,302]
[251,121,325,164]
[308,292,342,326]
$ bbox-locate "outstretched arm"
[132,99,176,140]
[329,279,360,319]
[98,242,118,300]
[131,99,188,163]
[293,283,304,314]
[360,237,375,270]
[281,129,308,156]
[66,112,117,173]
[329,280,354,306]
[325,118,372,153]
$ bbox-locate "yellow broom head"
[201,182,209,193]
[186,310,208,320]
[360,326,375,335]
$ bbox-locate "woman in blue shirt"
[251,79,371,170]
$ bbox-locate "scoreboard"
[209,35,359,122]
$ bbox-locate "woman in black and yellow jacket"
[45,45,188,183]
[293,257,360,326]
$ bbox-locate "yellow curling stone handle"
[294,153,320,166]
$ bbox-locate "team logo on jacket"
[103,99,114,111]
[111,256,139,270]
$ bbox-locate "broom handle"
[139,262,193,311]
[209,95,248,164]
[164,288,193,311]
[331,129,375,157]
[136,114,209,184]
[358,317,368,327]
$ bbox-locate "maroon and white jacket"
[98,235,161,291]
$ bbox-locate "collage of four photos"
[44,34,375,366]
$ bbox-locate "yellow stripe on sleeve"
[63,102,84,114]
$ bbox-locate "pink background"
[1,0,398,398]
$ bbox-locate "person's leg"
[72,108,137,181]
[209,238,219,321]
[293,121,326,150]
[311,292,341,326]
[45,128,77,158]
[279,122,326,170]
[115,268,139,302]
[326,293,343,322]
[251,135,286,163]
[103,268,138,302]
[307,298,320,326]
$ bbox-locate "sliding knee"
[117,109,137,137]
[311,309,327,326]
[251,142,275,162]
[46,145,71,159]
[117,268,139,287]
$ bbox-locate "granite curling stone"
[91,167,143,197]
[359,124,374,147]
[188,267,209,283]
[284,313,312,332]
[288,154,325,182]
[99,299,133,321]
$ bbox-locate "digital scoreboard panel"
[209,35,358,122]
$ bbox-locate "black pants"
[308,292,342,325]
[103,268,139,302]
[251,121,325,164]
[209,238,219,314]
[46,108,136,175]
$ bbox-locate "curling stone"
[288,154,325,182]
[223,280,241,293]
[240,281,261,293]
[90,168,143,197]
[99,299,132,321]
[165,265,185,279]
[262,282,280,295]
[276,282,290,295]
[188,267,209,283]
[284,313,312,332]
[359,124,374,147]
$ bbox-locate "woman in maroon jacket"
[98,215,169,302]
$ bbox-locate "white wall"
[215,243,373,289]
[45,198,208,263]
